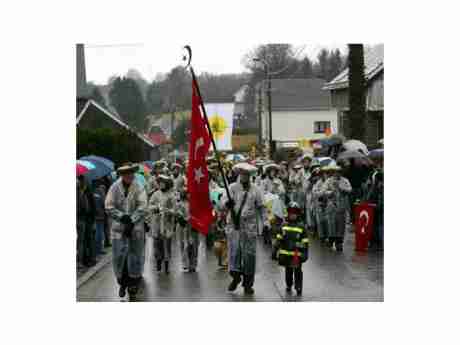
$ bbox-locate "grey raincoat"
[221,179,267,276]
[105,178,148,280]
[322,176,352,238]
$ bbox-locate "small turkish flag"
[354,202,375,252]
[187,79,213,235]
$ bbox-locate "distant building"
[76,44,160,160]
[77,100,160,161]
[324,44,384,147]
[256,78,338,150]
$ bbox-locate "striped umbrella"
[77,160,96,170]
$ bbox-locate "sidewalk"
[77,250,112,289]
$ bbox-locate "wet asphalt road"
[77,231,383,302]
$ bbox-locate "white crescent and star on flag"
[192,135,206,184]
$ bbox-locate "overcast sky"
[85,42,347,85]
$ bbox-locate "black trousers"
[285,266,303,291]
[117,259,141,289]
[230,271,255,288]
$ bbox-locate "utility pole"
[253,58,273,160]
[258,83,262,145]
[267,70,273,160]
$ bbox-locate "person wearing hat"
[148,174,176,274]
[322,165,352,251]
[312,166,331,245]
[172,163,186,194]
[274,201,309,296]
[176,187,200,272]
[221,163,268,295]
[146,160,166,198]
[304,165,321,235]
[105,163,148,300]
[263,164,286,206]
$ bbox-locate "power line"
[85,43,145,48]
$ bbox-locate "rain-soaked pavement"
[77,231,383,302]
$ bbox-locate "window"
[314,121,331,134]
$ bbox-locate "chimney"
[76,43,88,98]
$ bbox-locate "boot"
[243,275,255,295]
[336,242,343,252]
[164,261,169,274]
[286,285,292,293]
[227,272,242,291]
[244,286,255,295]
[128,285,138,298]
[296,288,302,296]
[156,260,162,272]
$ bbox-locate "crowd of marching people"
[77,142,383,300]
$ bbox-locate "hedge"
[77,127,149,166]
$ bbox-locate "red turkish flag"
[187,79,213,235]
[353,202,375,252]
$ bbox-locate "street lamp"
[253,58,273,160]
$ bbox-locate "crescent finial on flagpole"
[183,45,192,68]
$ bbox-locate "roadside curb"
[77,252,112,289]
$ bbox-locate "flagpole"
[183,46,237,224]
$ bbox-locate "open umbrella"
[233,162,258,173]
[142,161,155,170]
[319,134,345,147]
[369,149,384,159]
[79,157,113,181]
[77,160,96,170]
[137,163,151,176]
[77,162,91,176]
[343,140,369,155]
[80,155,114,170]
[135,173,146,187]
[226,154,246,162]
[337,150,368,161]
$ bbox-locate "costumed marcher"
[262,163,285,243]
[105,163,148,300]
[146,160,167,198]
[274,202,309,296]
[304,163,321,235]
[312,166,330,245]
[148,174,176,274]
[262,164,285,197]
[172,163,186,195]
[221,163,267,295]
[322,164,352,251]
[176,187,200,272]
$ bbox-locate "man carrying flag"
[221,163,268,295]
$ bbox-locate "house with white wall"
[256,78,337,150]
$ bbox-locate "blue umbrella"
[79,156,114,181]
[80,155,114,170]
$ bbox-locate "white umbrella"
[343,140,369,155]
[233,162,258,173]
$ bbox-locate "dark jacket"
[77,185,96,223]
[276,221,309,267]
